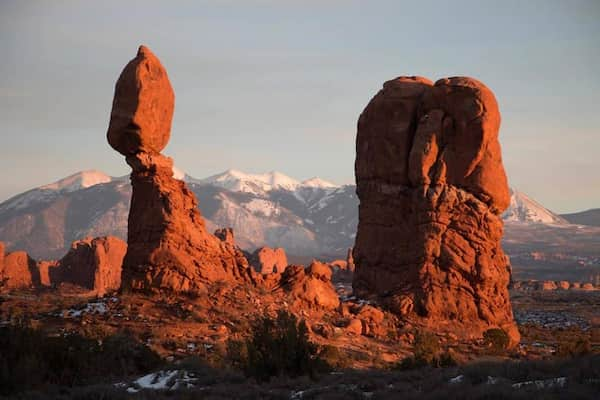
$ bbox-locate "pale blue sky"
[0,0,598,213]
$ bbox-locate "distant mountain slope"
[561,208,600,227]
[501,189,568,225]
[0,170,356,259]
[0,170,597,265]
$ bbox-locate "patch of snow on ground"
[66,301,108,318]
[512,377,567,389]
[117,370,200,392]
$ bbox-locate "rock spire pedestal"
[107,46,251,293]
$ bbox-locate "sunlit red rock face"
[0,241,39,289]
[107,46,252,293]
[278,261,340,310]
[51,236,126,295]
[353,76,519,344]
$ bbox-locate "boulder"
[107,46,252,293]
[250,246,288,274]
[345,318,363,335]
[581,283,595,291]
[279,265,340,310]
[107,46,174,156]
[307,260,333,281]
[353,76,519,346]
[540,281,558,291]
[558,281,570,290]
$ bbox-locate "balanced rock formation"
[249,246,288,274]
[51,237,127,295]
[0,242,40,290]
[107,46,252,293]
[353,76,519,344]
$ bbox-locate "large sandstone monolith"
[107,46,252,293]
[353,76,519,344]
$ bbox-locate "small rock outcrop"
[107,46,252,293]
[279,262,340,310]
[0,242,39,289]
[249,246,288,274]
[214,228,235,246]
[51,236,127,295]
[353,76,519,344]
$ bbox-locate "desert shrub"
[483,328,510,354]
[0,325,161,396]
[226,339,248,369]
[413,331,440,363]
[395,331,456,370]
[319,345,352,369]
[557,338,592,358]
[243,310,330,382]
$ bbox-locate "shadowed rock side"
[107,46,253,293]
[353,76,519,344]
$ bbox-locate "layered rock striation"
[107,46,252,293]
[353,76,519,343]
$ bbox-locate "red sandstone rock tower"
[353,76,519,344]
[107,46,251,293]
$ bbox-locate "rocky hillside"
[561,208,600,227]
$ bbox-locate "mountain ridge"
[0,169,596,261]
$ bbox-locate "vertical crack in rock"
[353,76,519,345]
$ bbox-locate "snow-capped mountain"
[195,169,301,195]
[0,170,114,213]
[0,169,596,262]
[502,189,568,225]
[0,169,355,259]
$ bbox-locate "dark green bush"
[483,328,510,354]
[413,331,440,363]
[395,331,456,369]
[557,338,592,358]
[243,310,330,382]
[0,325,161,396]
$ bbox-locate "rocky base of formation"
[354,184,519,344]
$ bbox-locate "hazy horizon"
[1,0,599,213]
